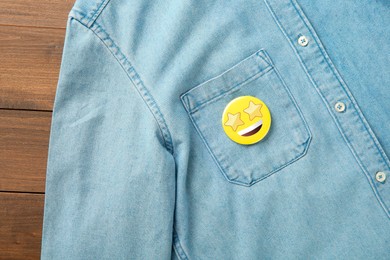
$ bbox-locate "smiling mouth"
[238,120,263,136]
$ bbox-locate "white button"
[298,35,309,47]
[376,171,386,183]
[335,102,346,113]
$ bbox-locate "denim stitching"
[266,47,313,158]
[184,102,235,185]
[69,15,174,155]
[261,47,312,144]
[180,49,272,113]
[264,0,390,218]
[185,66,273,114]
[172,227,189,260]
[256,50,272,67]
[69,9,90,24]
[87,0,111,28]
[181,50,270,99]
[69,0,111,28]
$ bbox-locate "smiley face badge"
[222,96,271,145]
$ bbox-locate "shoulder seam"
[69,0,111,28]
[69,16,175,155]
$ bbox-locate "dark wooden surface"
[0,26,65,110]
[0,193,45,260]
[0,1,75,258]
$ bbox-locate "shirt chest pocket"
[180,49,312,186]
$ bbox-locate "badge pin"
[222,96,271,145]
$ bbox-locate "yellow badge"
[222,96,271,145]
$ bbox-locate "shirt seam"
[69,0,111,28]
[68,14,175,155]
[172,227,189,259]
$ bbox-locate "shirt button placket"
[264,0,390,217]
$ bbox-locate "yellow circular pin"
[222,96,271,145]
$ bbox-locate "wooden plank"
[0,0,75,29]
[0,192,44,260]
[0,109,51,193]
[0,25,65,110]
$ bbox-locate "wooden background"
[0,1,75,259]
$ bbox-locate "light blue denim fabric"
[41,0,390,259]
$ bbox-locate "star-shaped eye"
[244,101,262,120]
[224,112,244,131]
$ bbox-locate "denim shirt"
[41,0,390,259]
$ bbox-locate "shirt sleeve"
[40,17,176,259]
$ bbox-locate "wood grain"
[0,0,75,28]
[0,192,44,260]
[0,25,65,111]
[0,109,51,193]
